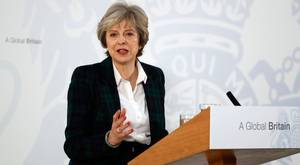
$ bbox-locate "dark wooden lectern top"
[129,109,300,165]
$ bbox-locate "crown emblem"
[147,0,253,61]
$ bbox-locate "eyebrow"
[107,30,117,33]
[107,29,137,34]
[124,29,137,32]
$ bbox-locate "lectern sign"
[210,106,300,149]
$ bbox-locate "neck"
[114,60,137,81]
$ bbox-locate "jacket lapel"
[95,57,121,118]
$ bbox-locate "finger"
[114,115,127,127]
[116,121,131,135]
[116,127,122,133]
[113,109,121,122]
[114,126,133,142]
[121,127,134,136]
[127,128,134,134]
[118,121,131,131]
[120,108,126,117]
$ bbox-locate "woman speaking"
[64,2,168,165]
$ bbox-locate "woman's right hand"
[108,108,133,146]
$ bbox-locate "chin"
[114,58,134,65]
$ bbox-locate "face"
[106,19,140,66]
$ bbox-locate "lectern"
[129,106,300,165]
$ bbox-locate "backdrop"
[1,0,300,164]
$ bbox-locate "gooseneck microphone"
[226,91,241,106]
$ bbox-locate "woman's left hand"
[108,108,133,146]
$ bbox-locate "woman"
[64,2,168,165]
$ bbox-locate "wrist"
[105,130,120,148]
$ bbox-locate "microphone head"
[226,91,241,106]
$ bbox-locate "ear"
[105,50,110,56]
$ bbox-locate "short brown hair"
[97,2,149,57]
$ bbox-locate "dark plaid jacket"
[64,57,168,164]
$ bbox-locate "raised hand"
[108,108,133,146]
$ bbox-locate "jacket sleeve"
[63,66,119,160]
[150,68,169,144]
[158,68,169,138]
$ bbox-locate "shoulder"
[140,61,165,85]
[71,57,112,81]
[71,63,100,80]
[140,61,164,77]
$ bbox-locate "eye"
[109,33,117,37]
[126,32,134,36]
[125,31,136,37]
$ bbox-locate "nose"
[117,35,126,44]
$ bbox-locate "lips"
[117,48,129,55]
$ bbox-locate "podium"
[129,106,300,165]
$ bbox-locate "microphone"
[226,91,241,106]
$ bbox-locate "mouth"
[117,48,129,55]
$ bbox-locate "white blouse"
[112,61,151,145]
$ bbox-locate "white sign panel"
[210,106,300,149]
